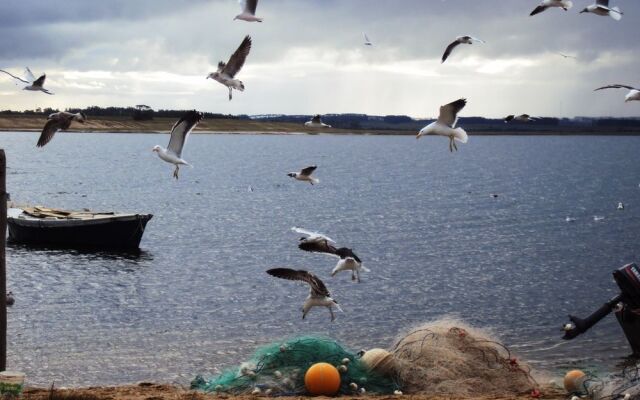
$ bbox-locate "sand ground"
[21,383,568,400]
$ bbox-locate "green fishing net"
[191,336,399,395]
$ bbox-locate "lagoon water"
[2,131,640,386]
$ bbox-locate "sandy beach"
[23,383,568,400]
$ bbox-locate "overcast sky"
[0,0,638,118]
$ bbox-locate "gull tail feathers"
[311,178,320,184]
[360,265,371,273]
[609,7,622,20]
[453,127,468,143]
[333,302,343,313]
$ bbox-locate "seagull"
[0,67,54,94]
[417,98,468,152]
[287,165,319,185]
[295,235,369,282]
[504,114,538,123]
[594,216,605,221]
[594,84,640,103]
[152,110,203,179]
[363,33,373,46]
[234,0,263,22]
[556,52,577,59]
[441,36,485,64]
[207,35,252,101]
[618,202,624,210]
[6,291,14,307]
[36,112,87,147]
[304,115,332,128]
[530,0,573,16]
[580,0,622,20]
[266,268,342,321]
[565,216,576,222]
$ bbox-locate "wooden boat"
[6,206,153,250]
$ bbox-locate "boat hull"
[7,214,153,250]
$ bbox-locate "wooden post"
[0,149,6,371]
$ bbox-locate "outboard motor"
[563,263,640,356]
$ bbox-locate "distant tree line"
[1,106,639,131]
[0,106,247,121]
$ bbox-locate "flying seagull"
[234,0,263,22]
[298,241,370,283]
[504,114,539,123]
[594,84,640,103]
[152,110,203,179]
[363,33,373,46]
[287,166,319,185]
[530,0,573,16]
[37,112,87,147]
[580,0,622,20]
[441,36,485,64]
[556,52,577,59]
[0,67,54,94]
[417,98,468,152]
[304,115,332,128]
[207,35,252,101]
[266,268,342,321]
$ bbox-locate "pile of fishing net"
[192,318,540,397]
[191,336,399,395]
[390,319,539,397]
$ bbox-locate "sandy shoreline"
[22,383,568,400]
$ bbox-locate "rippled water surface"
[2,131,640,386]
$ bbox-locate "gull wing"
[240,0,258,15]
[222,35,252,78]
[266,268,331,297]
[0,69,29,84]
[32,74,47,88]
[299,240,339,256]
[441,40,461,63]
[167,111,203,158]
[292,226,335,243]
[311,115,321,123]
[595,84,637,91]
[437,98,467,128]
[24,67,36,82]
[300,165,317,176]
[530,5,548,16]
[37,113,72,147]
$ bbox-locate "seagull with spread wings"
[441,36,485,64]
[504,114,539,123]
[580,0,622,20]
[0,67,54,94]
[234,0,263,22]
[298,241,370,283]
[152,111,203,179]
[266,268,342,321]
[304,114,332,128]
[417,99,468,152]
[530,0,573,16]
[207,35,252,101]
[287,165,319,185]
[595,84,640,103]
[37,112,87,147]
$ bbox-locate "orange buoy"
[563,370,586,393]
[304,362,341,396]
